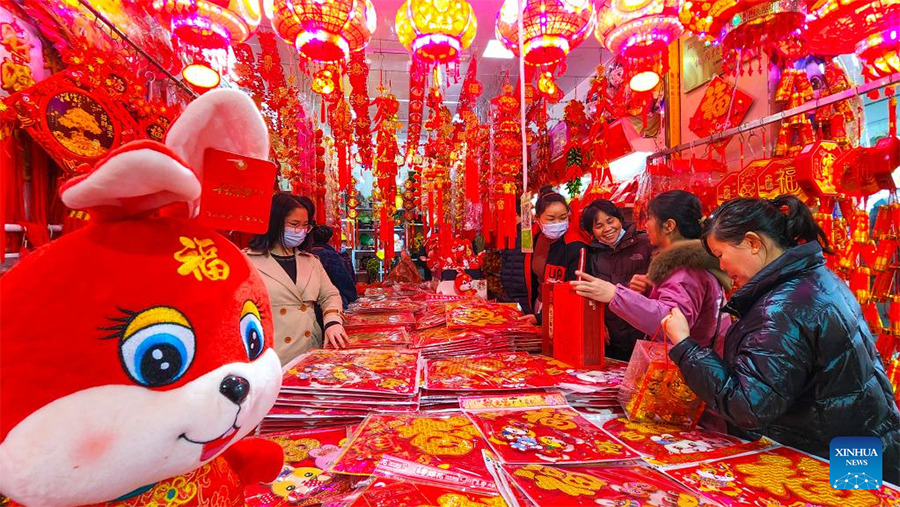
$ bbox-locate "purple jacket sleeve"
[607,267,709,337]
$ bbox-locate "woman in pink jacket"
[572,190,732,356]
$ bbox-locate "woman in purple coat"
[572,190,732,356]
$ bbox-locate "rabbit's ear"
[164,88,270,183]
[60,140,201,220]
[60,90,269,221]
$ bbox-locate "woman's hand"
[517,314,538,326]
[662,307,690,345]
[571,271,617,303]
[324,324,349,349]
[629,274,653,293]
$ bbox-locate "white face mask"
[282,227,307,248]
[541,221,568,240]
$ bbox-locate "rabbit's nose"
[219,375,250,405]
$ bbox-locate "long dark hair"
[249,193,315,252]
[535,186,568,218]
[581,199,625,234]
[648,190,702,239]
[702,195,832,254]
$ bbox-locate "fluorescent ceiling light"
[609,151,650,181]
[483,39,514,59]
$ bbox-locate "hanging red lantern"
[271,0,376,63]
[806,0,900,78]
[395,0,477,64]
[856,28,900,79]
[150,0,262,49]
[595,0,683,60]
[679,0,807,71]
[496,0,594,69]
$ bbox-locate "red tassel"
[465,153,479,203]
[506,193,516,250]
[889,95,897,138]
[438,185,450,260]
[427,190,435,233]
[338,145,348,190]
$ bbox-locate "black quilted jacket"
[669,242,900,483]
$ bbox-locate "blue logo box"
[830,437,883,490]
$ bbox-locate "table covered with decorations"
[238,283,899,507]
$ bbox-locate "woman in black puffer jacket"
[662,195,900,484]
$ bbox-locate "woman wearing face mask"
[662,196,900,482]
[247,193,348,365]
[581,199,653,360]
[516,188,587,325]
[571,190,731,355]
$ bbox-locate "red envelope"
[200,147,276,233]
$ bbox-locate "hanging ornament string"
[517,0,531,254]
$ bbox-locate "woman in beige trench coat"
[247,193,348,365]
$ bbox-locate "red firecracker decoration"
[314,129,327,224]
[405,59,429,157]
[348,52,373,171]
[773,69,815,157]
[372,87,402,268]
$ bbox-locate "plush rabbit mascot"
[0,89,284,506]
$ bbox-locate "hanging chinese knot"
[491,84,523,250]
[348,51,373,171]
[233,32,313,191]
[372,88,402,267]
[422,88,455,258]
[405,59,429,158]
[455,57,484,232]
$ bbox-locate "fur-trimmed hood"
[647,239,733,292]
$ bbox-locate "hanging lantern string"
[649,72,900,162]
[517,0,528,195]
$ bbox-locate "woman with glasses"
[247,193,348,365]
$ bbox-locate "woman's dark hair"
[311,224,334,245]
[249,192,315,251]
[702,195,832,254]
[581,199,625,234]
[536,186,568,217]
[648,190,703,239]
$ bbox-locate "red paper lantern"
[856,28,900,79]
[496,0,594,67]
[150,0,262,49]
[595,0,683,59]
[395,0,477,64]
[807,0,900,59]
[680,0,806,61]
[271,0,376,63]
